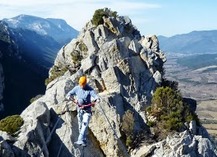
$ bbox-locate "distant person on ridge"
[66,76,99,146]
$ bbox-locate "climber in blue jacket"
[66,76,99,146]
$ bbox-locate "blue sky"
[0,0,216,37]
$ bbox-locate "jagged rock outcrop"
[132,129,217,157]
[0,9,216,157]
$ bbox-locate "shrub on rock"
[0,115,24,135]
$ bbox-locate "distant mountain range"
[0,15,78,118]
[158,30,217,54]
[2,14,78,67]
[3,14,77,45]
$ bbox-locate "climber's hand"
[91,101,96,107]
[65,95,71,101]
[79,105,85,109]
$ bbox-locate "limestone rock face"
[132,129,217,157]
[0,9,216,157]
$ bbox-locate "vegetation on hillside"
[121,110,135,148]
[92,8,118,26]
[0,115,24,135]
[71,50,83,63]
[30,94,43,104]
[45,66,68,85]
[177,53,217,70]
[146,86,199,139]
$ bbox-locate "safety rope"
[97,101,118,139]
[96,98,130,157]
[56,103,70,157]
[92,70,154,157]
[37,117,60,157]
[37,102,73,157]
[75,147,81,157]
[56,122,67,157]
[55,102,86,157]
[56,102,86,157]
[56,120,83,157]
[37,113,62,157]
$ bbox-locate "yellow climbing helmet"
[79,76,87,86]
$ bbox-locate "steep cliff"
[0,21,10,113]
[0,9,216,157]
[0,52,3,112]
[0,16,78,118]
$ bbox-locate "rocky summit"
[0,9,216,157]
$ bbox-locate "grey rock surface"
[0,9,216,157]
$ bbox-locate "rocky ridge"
[0,9,216,157]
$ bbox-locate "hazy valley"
[164,53,217,147]
[165,53,217,101]
[158,30,217,147]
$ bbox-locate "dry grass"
[197,100,217,119]
[202,124,217,132]
[197,99,217,146]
